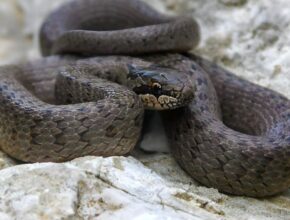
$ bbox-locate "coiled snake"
[0,0,290,197]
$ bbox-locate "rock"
[0,156,221,220]
[0,0,290,219]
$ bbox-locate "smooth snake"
[0,0,290,197]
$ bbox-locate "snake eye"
[152,82,162,96]
[152,82,162,90]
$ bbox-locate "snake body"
[157,54,290,197]
[0,0,290,197]
[40,0,199,56]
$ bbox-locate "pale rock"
[0,157,220,220]
[0,0,290,220]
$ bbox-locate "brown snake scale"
[0,0,290,197]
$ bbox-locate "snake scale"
[0,0,290,197]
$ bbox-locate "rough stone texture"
[0,0,290,219]
[0,156,220,220]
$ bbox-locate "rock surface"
[0,0,290,219]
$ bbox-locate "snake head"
[127,64,195,110]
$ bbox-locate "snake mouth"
[133,85,172,98]
[139,94,179,110]
[133,84,192,110]
[133,86,177,110]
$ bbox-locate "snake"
[0,0,290,197]
[0,1,198,161]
